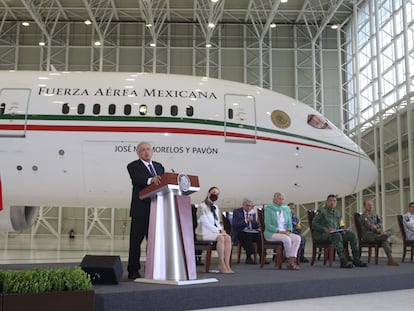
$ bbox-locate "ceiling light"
[211,0,219,2]
[281,0,288,3]
[84,20,92,25]
[208,23,215,28]
[205,43,212,48]
[146,23,152,27]
[38,42,45,46]
[22,22,30,27]
[331,24,339,29]
[94,41,101,46]
[270,23,276,28]
[150,43,156,47]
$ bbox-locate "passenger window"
[77,103,85,115]
[186,106,194,117]
[0,103,5,115]
[139,105,147,116]
[171,105,178,116]
[62,103,70,114]
[307,114,332,129]
[155,105,162,116]
[228,108,233,119]
[108,104,116,115]
[124,104,131,115]
[93,104,101,115]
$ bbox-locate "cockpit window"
[307,114,332,129]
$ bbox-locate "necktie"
[246,212,252,229]
[148,163,156,176]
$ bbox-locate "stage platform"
[5,257,414,311]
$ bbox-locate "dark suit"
[127,159,165,274]
[231,207,262,260]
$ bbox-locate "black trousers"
[238,231,262,258]
[127,205,150,273]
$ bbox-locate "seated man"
[231,198,262,264]
[312,194,367,268]
[403,202,414,240]
[360,199,399,266]
[288,203,309,263]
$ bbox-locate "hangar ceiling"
[1,0,354,42]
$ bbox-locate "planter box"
[1,290,94,311]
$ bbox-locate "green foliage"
[0,267,92,294]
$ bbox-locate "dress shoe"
[340,258,353,268]
[300,257,309,263]
[387,259,400,266]
[245,257,256,264]
[259,257,270,264]
[352,259,367,267]
[128,272,141,280]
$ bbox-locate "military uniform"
[312,206,365,267]
[360,212,394,258]
[403,212,414,240]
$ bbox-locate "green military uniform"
[312,206,365,267]
[360,212,393,259]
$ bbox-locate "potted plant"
[0,267,94,311]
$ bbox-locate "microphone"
[171,168,176,173]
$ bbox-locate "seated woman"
[264,192,301,270]
[195,186,234,273]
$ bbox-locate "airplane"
[0,70,377,232]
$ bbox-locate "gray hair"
[242,198,253,205]
[137,141,151,151]
[273,192,285,201]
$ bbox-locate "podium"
[137,172,217,285]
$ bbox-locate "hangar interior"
[0,0,413,259]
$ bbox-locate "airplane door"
[0,88,30,137]
[224,94,256,143]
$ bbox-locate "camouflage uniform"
[360,212,393,259]
[312,206,364,267]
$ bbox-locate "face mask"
[209,193,218,202]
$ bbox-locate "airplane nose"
[355,155,377,192]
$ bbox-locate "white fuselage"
[0,71,377,231]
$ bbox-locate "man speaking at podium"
[127,142,165,280]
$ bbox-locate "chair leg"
[411,246,414,262]
[253,243,258,263]
[328,245,334,267]
[205,248,212,273]
[275,247,283,269]
[311,247,316,266]
[260,249,266,268]
[375,247,379,264]
[237,244,242,264]
[402,245,406,262]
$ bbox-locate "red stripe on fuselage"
[0,123,367,160]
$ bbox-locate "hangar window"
[108,104,116,115]
[124,104,131,115]
[139,105,147,115]
[0,103,5,115]
[93,104,101,115]
[307,114,332,129]
[186,106,194,117]
[155,105,162,116]
[171,105,178,116]
[228,108,234,119]
[62,103,69,114]
[77,103,85,115]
